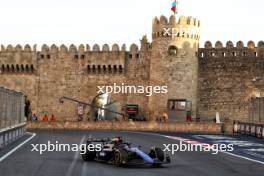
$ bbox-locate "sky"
[0,0,263,48]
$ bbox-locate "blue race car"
[80,137,171,167]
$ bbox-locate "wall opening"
[92,65,96,74]
[87,65,91,73]
[168,46,177,56]
[108,65,112,73]
[113,65,117,74]
[103,65,107,74]
[119,65,123,73]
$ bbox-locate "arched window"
[30,65,34,72]
[11,65,15,72]
[6,65,10,72]
[21,65,24,72]
[103,65,107,74]
[87,65,91,74]
[98,65,101,74]
[168,46,177,56]
[119,65,123,73]
[113,65,117,74]
[25,65,29,72]
[92,65,96,74]
[243,52,246,57]
[1,65,5,72]
[16,65,20,72]
[108,65,112,73]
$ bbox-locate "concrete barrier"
[0,123,26,149]
[27,121,224,134]
[234,121,264,138]
[0,87,26,149]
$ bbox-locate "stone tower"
[148,15,201,120]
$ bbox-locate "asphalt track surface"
[0,130,264,176]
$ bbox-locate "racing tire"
[149,147,165,166]
[80,142,96,161]
[113,149,128,167]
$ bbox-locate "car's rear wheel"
[113,149,128,167]
[81,142,96,161]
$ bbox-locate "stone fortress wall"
[0,43,151,120]
[0,15,263,122]
[198,41,264,121]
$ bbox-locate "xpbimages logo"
[31,141,102,155]
[162,26,200,37]
[97,83,168,96]
[163,142,234,155]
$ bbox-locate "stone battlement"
[0,43,151,75]
[152,15,200,27]
[0,44,37,52]
[0,44,145,53]
[199,41,264,58]
[201,40,264,49]
[152,15,200,41]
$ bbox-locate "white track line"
[123,131,264,165]
[222,151,264,165]
[162,135,264,165]
[66,135,86,176]
[0,132,36,162]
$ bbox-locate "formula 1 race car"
[80,137,171,167]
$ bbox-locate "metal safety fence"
[0,87,26,149]
[234,121,264,139]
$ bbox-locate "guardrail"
[234,121,264,138]
[0,87,26,149]
[0,123,26,149]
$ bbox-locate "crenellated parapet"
[0,44,37,52]
[0,44,37,74]
[152,15,201,41]
[0,42,149,57]
[37,43,144,58]
[39,43,128,53]
[85,43,150,76]
[0,42,150,76]
[199,41,264,59]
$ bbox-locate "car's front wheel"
[113,149,128,167]
[149,147,165,166]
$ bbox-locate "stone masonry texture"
[0,15,263,122]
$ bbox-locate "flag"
[171,0,178,14]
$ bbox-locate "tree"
[140,35,149,44]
